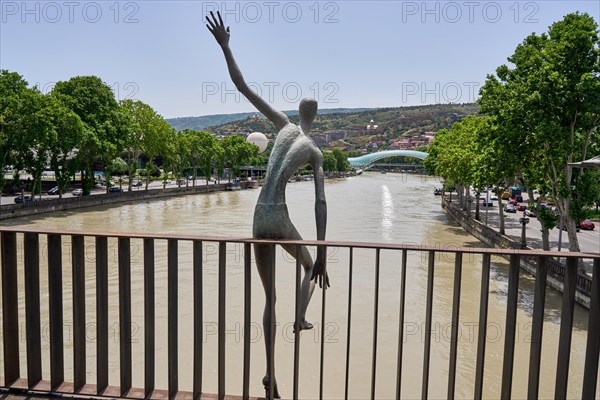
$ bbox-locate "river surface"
[2,172,594,399]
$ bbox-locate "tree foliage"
[479,12,600,251]
[2,69,355,199]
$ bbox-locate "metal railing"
[0,226,598,399]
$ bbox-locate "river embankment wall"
[0,182,256,221]
[442,197,592,309]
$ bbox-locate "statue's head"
[299,98,318,129]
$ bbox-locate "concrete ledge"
[0,182,258,221]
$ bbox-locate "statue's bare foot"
[293,320,314,333]
[262,375,281,399]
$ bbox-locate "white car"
[72,189,83,196]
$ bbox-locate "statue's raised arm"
[206,11,289,131]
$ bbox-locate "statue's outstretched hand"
[311,259,330,289]
[206,11,230,48]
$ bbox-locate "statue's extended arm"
[311,151,329,288]
[206,11,289,131]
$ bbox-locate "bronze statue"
[207,11,329,399]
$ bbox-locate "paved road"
[473,204,599,254]
[0,179,216,206]
[463,193,600,274]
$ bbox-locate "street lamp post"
[519,212,530,249]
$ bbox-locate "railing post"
[72,235,86,392]
[447,252,463,400]
[96,236,109,394]
[396,249,407,400]
[48,233,64,390]
[293,244,301,400]
[168,239,179,398]
[582,257,600,399]
[145,238,156,398]
[244,242,252,400]
[555,257,578,399]
[193,240,203,400]
[2,231,20,386]
[346,247,355,400]
[24,232,42,388]
[119,237,132,396]
[421,251,435,400]
[218,242,227,400]
[474,253,491,400]
[319,244,328,400]
[527,256,548,399]
[501,254,520,399]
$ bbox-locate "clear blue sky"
[1,1,598,118]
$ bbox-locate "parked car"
[108,186,122,193]
[525,209,537,217]
[14,195,32,203]
[508,198,518,205]
[481,198,494,207]
[47,186,60,195]
[561,222,581,232]
[580,220,596,230]
[504,204,517,213]
[514,194,524,203]
[501,191,511,200]
[131,180,143,187]
[72,189,83,196]
[517,204,527,211]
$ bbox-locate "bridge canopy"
[348,150,428,168]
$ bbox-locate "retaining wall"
[0,183,256,221]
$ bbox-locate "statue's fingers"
[205,15,216,29]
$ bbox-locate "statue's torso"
[256,123,318,206]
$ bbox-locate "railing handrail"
[0,226,597,259]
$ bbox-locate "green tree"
[52,76,127,195]
[45,93,86,198]
[322,151,337,173]
[331,148,350,172]
[0,70,31,194]
[120,99,174,191]
[221,135,258,181]
[479,12,600,251]
[180,129,218,186]
[425,116,481,210]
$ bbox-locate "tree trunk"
[565,217,581,252]
[540,226,550,251]
[558,196,580,252]
[145,159,152,191]
[128,164,133,192]
[475,189,480,221]
[497,196,506,235]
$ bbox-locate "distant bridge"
[348,150,428,169]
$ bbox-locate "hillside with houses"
[172,103,479,154]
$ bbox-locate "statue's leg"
[254,243,281,399]
[280,226,317,331]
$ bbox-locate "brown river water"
[1,172,594,399]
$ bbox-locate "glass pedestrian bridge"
[348,150,428,169]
